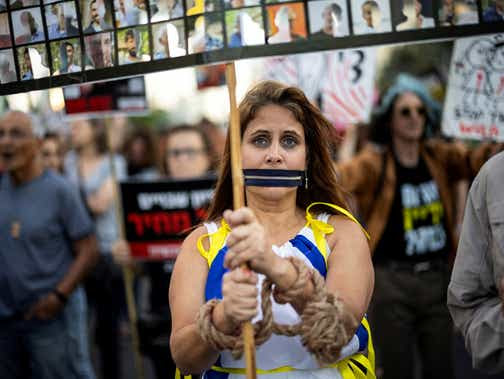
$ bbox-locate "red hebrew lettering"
[195,208,208,221]
[128,213,144,236]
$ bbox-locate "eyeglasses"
[398,106,426,118]
[166,148,206,159]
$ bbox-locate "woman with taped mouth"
[169,80,375,379]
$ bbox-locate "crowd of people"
[0,73,503,379]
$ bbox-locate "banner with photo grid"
[0,0,502,95]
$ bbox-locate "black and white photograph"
[50,38,81,74]
[150,0,184,22]
[84,31,115,67]
[308,0,350,39]
[187,13,224,53]
[17,43,49,79]
[117,26,150,64]
[351,0,392,34]
[81,0,114,34]
[225,7,265,47]
[45,1,79,40]
[12,8,45,44]
[152,20,186,58]
[114,0,148,27]
[0,49,17,82]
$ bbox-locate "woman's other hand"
[213,268,258,334]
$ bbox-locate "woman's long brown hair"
[207,80,349,221]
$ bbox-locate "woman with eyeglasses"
[112,123,220,379]
[336,74,476,379]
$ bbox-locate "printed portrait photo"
[351,0,392,34]
[186,0,221,15]
[438,0,479,26]
[482,0,504,22]
[50,38,81,74]
[266,3,307,44]
[0,13,11,48]
[150,0,184,22]
[223,0,260,9]
[187,13,224,53]
[117,26,150,64]
[392,0,435,30]
[114,0,148,27]
[0,49,17,83]
[81,0,114,34]
[225,7,265,47]
[152,20,186,58]
[0,0,6,11]
[45,1,79,40]
[9,0,39,10]
[12,8,46,44]
[17,43,50,80]
[308,0,350,39]
[84,31,115,68]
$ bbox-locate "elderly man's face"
[0,112,39,172]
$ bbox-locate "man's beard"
[129,49,137,58]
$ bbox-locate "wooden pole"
[225,62,257,379]
[105,118,145,379]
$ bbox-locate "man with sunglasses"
[337,74,474,379]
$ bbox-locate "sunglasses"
[398,106,426,118]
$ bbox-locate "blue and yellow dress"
[196,203,376,379]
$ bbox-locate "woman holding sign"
[169,81,375,378]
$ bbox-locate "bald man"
[0,111,99,379]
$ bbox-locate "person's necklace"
[10,220,21,239]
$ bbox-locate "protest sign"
[120,175,215,260]
[442,33,504,141]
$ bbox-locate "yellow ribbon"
[197,219,231,267]
[174,368,192,379]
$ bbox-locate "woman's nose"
[265,142,283,164]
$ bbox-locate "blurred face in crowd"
[165,130,210,179]
[0,112,39,173]
[41,137,62,172]
[129,136,148,167]
[70,119,94,149]
[241,104,306,200]
[390,92,426,143]
[496,0,504,11]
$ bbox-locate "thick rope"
[197,257,357,364]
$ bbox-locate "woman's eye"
[281,136,298,148]
[252,136,269,147]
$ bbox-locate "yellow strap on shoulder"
[196,220,231,267]
[175,368,192,379]
[306,202,370,261]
